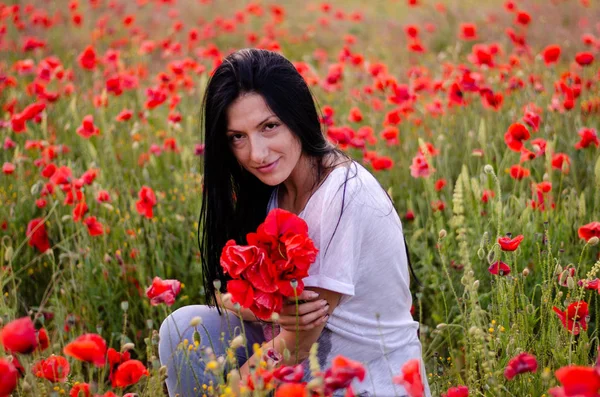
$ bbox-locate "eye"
[228,133,245,144]
[264,122,279,131]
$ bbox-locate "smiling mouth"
[258,160,277,169]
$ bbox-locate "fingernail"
[320,299,328,306]
[309,291,319,298]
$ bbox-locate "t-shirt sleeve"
[303,168,363,297]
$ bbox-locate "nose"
[248,135,269,165]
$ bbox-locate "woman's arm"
[239,287,342,377]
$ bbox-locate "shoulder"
[320,161,393,215]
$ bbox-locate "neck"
[282,154,318,204]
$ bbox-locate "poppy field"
[1,0,600,396]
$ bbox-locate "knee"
[159,305,211,353]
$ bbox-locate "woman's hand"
[277,289,330,331]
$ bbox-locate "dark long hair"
[197,48,349,307]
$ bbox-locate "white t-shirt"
[267,161,431,397]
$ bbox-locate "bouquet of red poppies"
[220,208,318,321]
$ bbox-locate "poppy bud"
[588,236,599,246]
[436,323,447,329]
[159,365,168,378]
[439,229,447,239]
[189,316,202,327]
[121,343,135,353]
[193,330,201,345]
[120,301,129,312]
[230,335,245,349]
[4,244,13,262]
[477,247,485,259]
[270,312,280,322]
[567,276,575,289]
[290,279,299,290]
[213,280,222,290]
[522,268,530,277]
[473,280,480,290]
[484,164,494,174]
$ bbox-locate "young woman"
[158,48,431,396]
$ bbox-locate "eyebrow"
[227,115,276,133]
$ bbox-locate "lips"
[256,158,279,173]
[258,160,277,169]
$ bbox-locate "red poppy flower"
[504,352,538,380]
[220,240,266,278]
[575,127,599,149]
[275,383,307,397]
[348,107,363,123]
[393,359,425,397]
[0,317,37,354]
[488,261,511,276]
[434,178,447,191]
[115,109,133,122]
[32,355,70,383]
[112,360,149,388]
[322,355,366,393]
[145,276,181,306]
[76,115,100,139]
[498,234,524,251]
[553,301,589,335]
[459,23,477,40]
[69,383,91,397]
[481,190,495,203]
[515,11,531,25]
[72,202,89,222]
[404,210,415,221]
[243,255,279,295]
[442,386,469,397]
[260,208,310,242]
[504,123,531,152]
[575,52,594,66]
[509,165,530,180]
[272,364,304,383]
[250,290,283,321]
[551,153,571,173]
[431,200,445,212]
[83,216,105,236]
[578,222,600,241]
[2,162,15,175]
[480,89,503,110]
[37,327,49,351]
[542,45,561,65]
[372,156,394,171]
[26,218,51,253]
[0,358,18,397]
[549,365,600,397]
[63,334,107,367]
[135,186,157,218]
[96,190,111,203]
[404,24,419,39]
[448,83,465,106]
[410,154,435,178]
[523,110,542,132]
[578,278,600,291]
[78,45,98,70]
[107,347,131,385]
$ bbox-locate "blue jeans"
[158,305,267,396]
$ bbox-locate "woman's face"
[226,93,303,186]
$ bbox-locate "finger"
[297,290,320,301]
[284,290,319,304]
[279,304,329,326]
[280,314,329,331]
[281,299,327,316]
